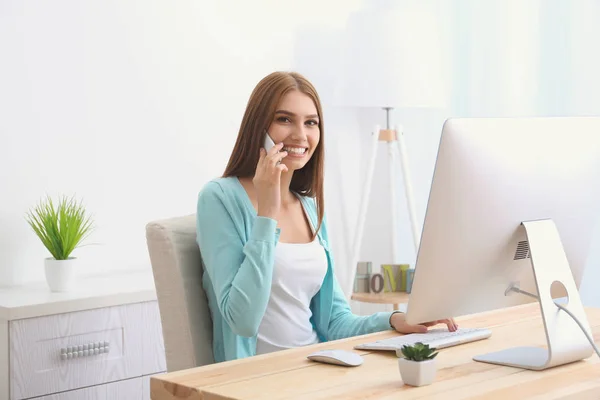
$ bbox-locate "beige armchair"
[145,214,215,372]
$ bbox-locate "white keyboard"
[354,327,492,356]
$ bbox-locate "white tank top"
[256,235,328,355]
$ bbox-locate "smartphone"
[263,131,276,152]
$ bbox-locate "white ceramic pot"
[398,357,437,386]
[44,257,77,292]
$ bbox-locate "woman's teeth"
[283,147,306,155]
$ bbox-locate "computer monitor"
[405,117,600,370]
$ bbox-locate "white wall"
[0,0,360,285]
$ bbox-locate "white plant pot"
[398,357,437,387]
[44,257,77,292]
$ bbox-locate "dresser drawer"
[9,302,155,400]
[31,376,145,400]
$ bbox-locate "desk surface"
[151,304,600,400]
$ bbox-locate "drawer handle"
[60,341,110,360]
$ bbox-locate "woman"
[196,71,456,363]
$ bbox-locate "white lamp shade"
[334,0,447,109]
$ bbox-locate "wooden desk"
[151,304,600,400]
[351,291,410,311]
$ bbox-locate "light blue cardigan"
[196,176,393,363]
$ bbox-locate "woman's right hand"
[253,142,288,219]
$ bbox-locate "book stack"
[353,262,372,293]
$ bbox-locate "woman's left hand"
[390,312,458,334]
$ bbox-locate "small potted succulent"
[398,342,439,386]
[25,195,94,292]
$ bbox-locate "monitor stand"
[473,219,593,370]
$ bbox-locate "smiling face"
[223,71,326,236]
[267,89,321,172]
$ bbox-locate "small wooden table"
[351,291,410,311]
[151,303,600,399]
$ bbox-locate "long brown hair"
[223,71,325,237]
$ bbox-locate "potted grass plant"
[25,195,94,292]
[398,342,439,386]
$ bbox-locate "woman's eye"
[277,117,290,123]
[306,120,318,126]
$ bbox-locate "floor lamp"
[334,0,447,296]
[354,110,421,269]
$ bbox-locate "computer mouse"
[306,349,364,367]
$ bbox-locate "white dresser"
[0,269,166,400]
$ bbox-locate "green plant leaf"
[25,195,94,260]
[400,342,439,361]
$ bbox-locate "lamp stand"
[350,108,420,300]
